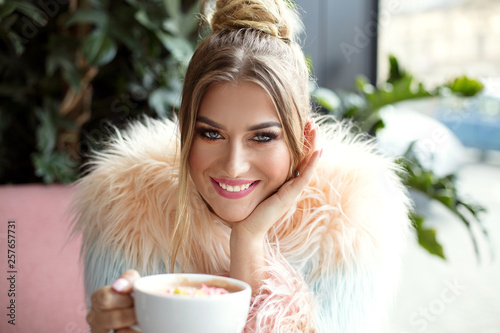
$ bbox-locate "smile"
[210,178,259,199]
[216,181,254,192]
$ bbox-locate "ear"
[303,118,315,153]
[294,118,318,174]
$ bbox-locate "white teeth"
[217,182,253,192]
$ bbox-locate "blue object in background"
[437,96,500,151]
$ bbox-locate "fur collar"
[72,116,411,279]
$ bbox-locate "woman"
[72,0,411,332]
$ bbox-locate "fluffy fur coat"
[71,116,411,332]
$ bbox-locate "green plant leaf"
[336,91,367,119]
[135,9,157,30]
[311,87,341,111]
[35,108,56,154]
[435,188,457,208]
[366,117,385,135]
[163,0,180,20]
[387,54,404,83]
[87,0,110,10]
[107,16,141,50]
[61,63,81,90]
[32,151,78,184]
[4,31,24,55]
[178,0,202,37]
[0,3,17,19]
[399,142,488,262]
[83,31,117,66]
[65,9,108,27]
[364,75,432,110]
[446,75,484,97]
[149,87,181,117]
[65,9,109,28]
[459,201,486,220]
[356,56,434,112]
[163,18,180,34]
[6,1,47,26]
[156,31,193,62]
[411,214,445,259]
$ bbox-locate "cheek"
[188,141,209,182]
[261,145,292,184]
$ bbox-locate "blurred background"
[0,0,499,332]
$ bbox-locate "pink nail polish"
[319,149,323,158]
[112,278,129,292]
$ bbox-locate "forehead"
[198,81,280,125]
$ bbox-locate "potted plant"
[311,55,489,260]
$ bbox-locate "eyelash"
[253,132,278,143]
[197,128,222,141]
[196,128,279,143]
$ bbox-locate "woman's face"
[189,81,291,223]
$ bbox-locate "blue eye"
[198,128,222,141]
[253,132,278,143]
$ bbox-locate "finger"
[89,327,108,333]
[87,307,137,331]
[92,286,134,311]
[237,149,321,236]
[87,314,109,333]
[254,151,320,221]
[259,149,321,219]
[87,308,109,333]
[298,148,322,181]
[287,148,321,193]
[112,269,141,294]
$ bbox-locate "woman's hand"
[232,118,322,239]
[86,270,141,333]
[230,119,321,292]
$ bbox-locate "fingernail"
[112,278,130,292]
[319,149,323,158]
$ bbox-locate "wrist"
[229,225,267,293]
[230,223,266,245]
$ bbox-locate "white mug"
[131,273,252,333]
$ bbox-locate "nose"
[222,141,250,178]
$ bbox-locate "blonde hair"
[170,0,312,273]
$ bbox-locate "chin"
[209,204,254,223]
[200,197,253,223]
[215,211,250,224]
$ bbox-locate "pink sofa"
[0,184,88,333]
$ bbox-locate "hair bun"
[203,0,301,41]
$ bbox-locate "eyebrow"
[197,116,282,131]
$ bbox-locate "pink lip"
[210,178,259,199]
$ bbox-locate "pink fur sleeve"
[244,250,316,332]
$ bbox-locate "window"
[378,0,500,89]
